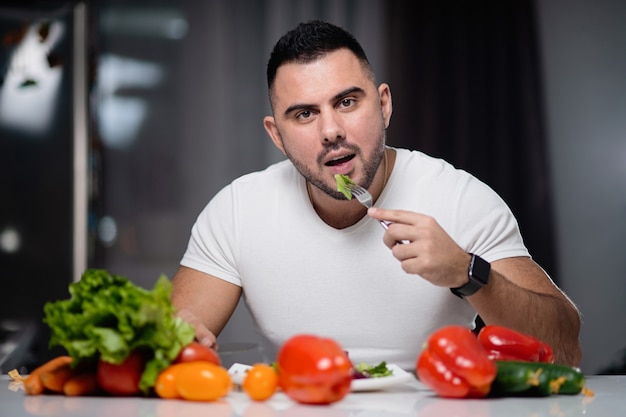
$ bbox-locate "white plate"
[227,362,413,392]
[228,363,252,385]
[350,363,413,392]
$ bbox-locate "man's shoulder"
[395,147,465,177]
[232,159,295,186]
[392,147,494,200]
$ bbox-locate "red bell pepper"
[416,325,497,398]
[276,334,353,405]
[477,325,555,363]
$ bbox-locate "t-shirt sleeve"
[452,174,530,263]
[179,185,242,286]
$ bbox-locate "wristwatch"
[450,253,491,298]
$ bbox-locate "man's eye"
[339,98,355,108]
[296,110,312,120]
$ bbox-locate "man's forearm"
[470,270,582,367]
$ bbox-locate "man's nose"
[319,112,346,144]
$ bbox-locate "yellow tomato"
[175,362,231,401]
[155,363,186,399]
[242,363,278,401]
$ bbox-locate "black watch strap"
[450,253,491,298]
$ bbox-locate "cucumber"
[489,361,585,397]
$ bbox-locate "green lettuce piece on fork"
[335,174,355,200]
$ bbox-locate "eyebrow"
[283,86,366,117]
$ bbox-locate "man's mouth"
[325,154,355,167]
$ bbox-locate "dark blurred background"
[1,0,624,374]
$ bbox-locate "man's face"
[264,48,392,199]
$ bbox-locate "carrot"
[41,362,75,393]
[63,372,100,396]
[24,356,73,395]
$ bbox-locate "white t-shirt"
[180,148,530,369]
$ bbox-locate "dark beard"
[285,142,385,201]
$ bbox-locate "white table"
[2,374,624,416]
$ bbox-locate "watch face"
[451,254,491,298]
[470,254,491,286]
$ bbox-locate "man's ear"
[378,83,393,128]
[263,116,286,154]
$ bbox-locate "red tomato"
[174,341,221,365]
[277,334,352,405]
[97,350,146,395]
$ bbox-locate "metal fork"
[348,184,392,230]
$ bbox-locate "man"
[171,20,581,368]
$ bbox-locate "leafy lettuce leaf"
[335,174,355,200]
[43,269,195,393]
[354,361,393,378]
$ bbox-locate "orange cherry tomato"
[175,341,221,366]
[155,363,185,399]
[242,363,278,401]
[175,362,231,401]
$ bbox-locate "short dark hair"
[266,20,373,91]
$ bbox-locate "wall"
[88,0,626,372]
[90,0,387,367]
[536,0,626,373]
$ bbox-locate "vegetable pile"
[43,269,195,394]
[415,325,590,398]
[8,272,592,404]
[13,269,233,400]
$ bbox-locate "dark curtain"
[383,0,558,281]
